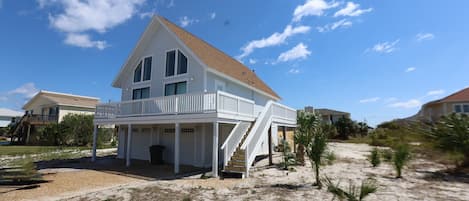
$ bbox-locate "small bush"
[281,139,296,170]
[380,149,393,162]
[324,176,378,201]
[324,151,336,165]
[393,144,411,178]
[369,147,381,167]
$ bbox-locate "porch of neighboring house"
[9,114,59,144]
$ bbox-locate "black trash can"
[149,145,165,165]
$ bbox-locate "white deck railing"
[95,91,257,119]
[220,121,251,166]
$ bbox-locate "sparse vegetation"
[369,147,381,167]
[429,113,469,167]
[281,139,296,170]
[294,111,321,165]
[306,126,328,188]
[324,176,378,201]
[393,144,411,178]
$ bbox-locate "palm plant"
[430,113,469,167]
[294,111,321,165]
[306,126,328,188]
[369,147,381,167]
[281,139,296,170]
[324,176,378,201]
[393,144,411,178]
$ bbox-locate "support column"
[268,125,273,166]
[26,125,31,144]
[91,124,98,162]
[282,126,287,142]
[126,124,132,167]
[175,123,180,174]
[212,121,219,177]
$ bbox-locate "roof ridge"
[157,16,280,100]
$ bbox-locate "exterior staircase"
[223,122,254,173]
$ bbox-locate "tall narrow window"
[166,50,176,77]
[454,105,462,113]
[133,61,142,82]
[143,57,152,81]
[177,51,187,74]
[164,81,187,96]
[464,105,469,113]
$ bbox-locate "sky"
[0,0,469,126]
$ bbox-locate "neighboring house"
[416,87,469,122]
[301,106,351,124]
[10,90,99,144]
[92,16,297,178]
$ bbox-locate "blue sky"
[0,0,468,126]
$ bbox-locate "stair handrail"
[241,101,274,173]
[220,121,251,166]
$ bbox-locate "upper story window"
[132,87,150,100]
[164,81,187,96]
[165,50,187,77]
[454,104,469,113]
[134,57,152,83]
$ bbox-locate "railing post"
[141,101,145,115]
[175,96,179,114]
[237,99,240,115]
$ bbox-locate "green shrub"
[281,139,296,170]
[324,176,378,201]
[430,113,469,167]
[380,149,393,162]
[393,144,411,178]
[369,147,381,167]
[324,151,336,165]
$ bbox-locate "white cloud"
[416,33,435,42]
[237,25,311,59]
[359,97,380,103]
[388,99,422,109]
[367,39,400,53]
[179,16,198,27]
[316,19,352,32]
[39,0,145,49]
[167,0,175,8]
[405,67,416,72]
[384,97,398,103]
[334,2,372,17]
[293,0,340,22]
[249,59,257,64]
[8,83,39,98]
[288,68,301,74]
[277,43,311,62]
[139,11,154,19]
[210,12,216,20]
[64,33,107,50]
[0,108,24,117]
[427,89,445,96]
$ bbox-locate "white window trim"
[131,85,152,100]
[453,103,469,114]
[133,55,153,84]
[162,78,189,96]
[164,49,188,79]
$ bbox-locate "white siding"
[206,71,271,106]
[120,24,205,101]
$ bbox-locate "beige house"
[417,87,469,122]
[23,90,99,122]
[10,91,99,144]
[303,106,351,124]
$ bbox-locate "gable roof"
[112,16,280,100]
[23,90,99,110]
[424,86,469,106]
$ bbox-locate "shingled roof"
[23,91,99,110]
[425,87,469,106]
[159,16,280,100]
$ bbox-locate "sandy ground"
[3,143,469,201]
